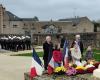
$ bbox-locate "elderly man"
[43,36,53,70]
[75,34,84,57]
[71,35,84,57]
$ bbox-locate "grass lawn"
[12,52,43,57]
[12,49,100,61]
[93,49,100,61]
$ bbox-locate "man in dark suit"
[43,36,53,70]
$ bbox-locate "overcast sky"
[0,0,100,20]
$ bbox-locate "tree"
[33,16,39,21]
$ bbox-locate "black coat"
[78,40,84,54]
[43,41,53,62]
[60,37,66,48]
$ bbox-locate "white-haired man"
[75,34,84,57]
[71,34,84,57]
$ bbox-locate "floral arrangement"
[87,59,100,68]
[75,66,86,74]
[86,67,96,73]
[52,61,100,76]
[76,66,86,70]
[66,67,77,76]
[85,64,95,69]
[54,66,66,75]
[93,62,100,68]
[84,60,100,73]
[69,62,77,68]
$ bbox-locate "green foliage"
[83,49,100,61]
[12,52,43,57]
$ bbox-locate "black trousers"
[44,59,48,70]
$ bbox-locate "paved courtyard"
[0,46,43,80]
[0,54,32,80]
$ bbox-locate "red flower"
[86,67,96,73]
[76,69,85,74]
[93,62,100,68]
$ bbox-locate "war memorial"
[0,1,100,80]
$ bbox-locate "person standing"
[85,46,94,61]
[53,44,62,67]
[60,36,66,48]
[72,35,84,57]
[43,36,53,70]
[70,41,82,64]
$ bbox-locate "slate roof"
[21,18,36,21]
[6,11,36,21]
[5,11,21,21]
[58,17,89,25]
[58,17,87,21]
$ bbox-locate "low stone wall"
[24,72,100,80]
[32,32,100,49]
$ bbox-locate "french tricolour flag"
[63,40,69,68]
[30,48,43,78]
[48,57,54,74]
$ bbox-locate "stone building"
[94,22,100,32]
[0,4,94,36]
[0,4,4,34]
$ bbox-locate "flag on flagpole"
[30,48,43,78]
[63,40,69,68]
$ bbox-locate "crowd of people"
[43,35,94,73]
[0,36,31,52]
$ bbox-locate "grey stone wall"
[32,32,100,49]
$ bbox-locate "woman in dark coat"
[43,36,53,70]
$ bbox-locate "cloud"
[1,0,100,20]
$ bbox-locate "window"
[25,31,30,36]
[44,25,59,34]
[3,25,6,28]
[32,23,34,26]
[24,23,28,26]
[13,24,18,28]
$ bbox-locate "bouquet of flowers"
[85,63,96,73]
[75,66,86,74]
[54,66,66,75]
[86,67,96,73]
[66,67,77,76]
[76,66,86,70]
[93,62,100,68]
[87,60,100,69]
